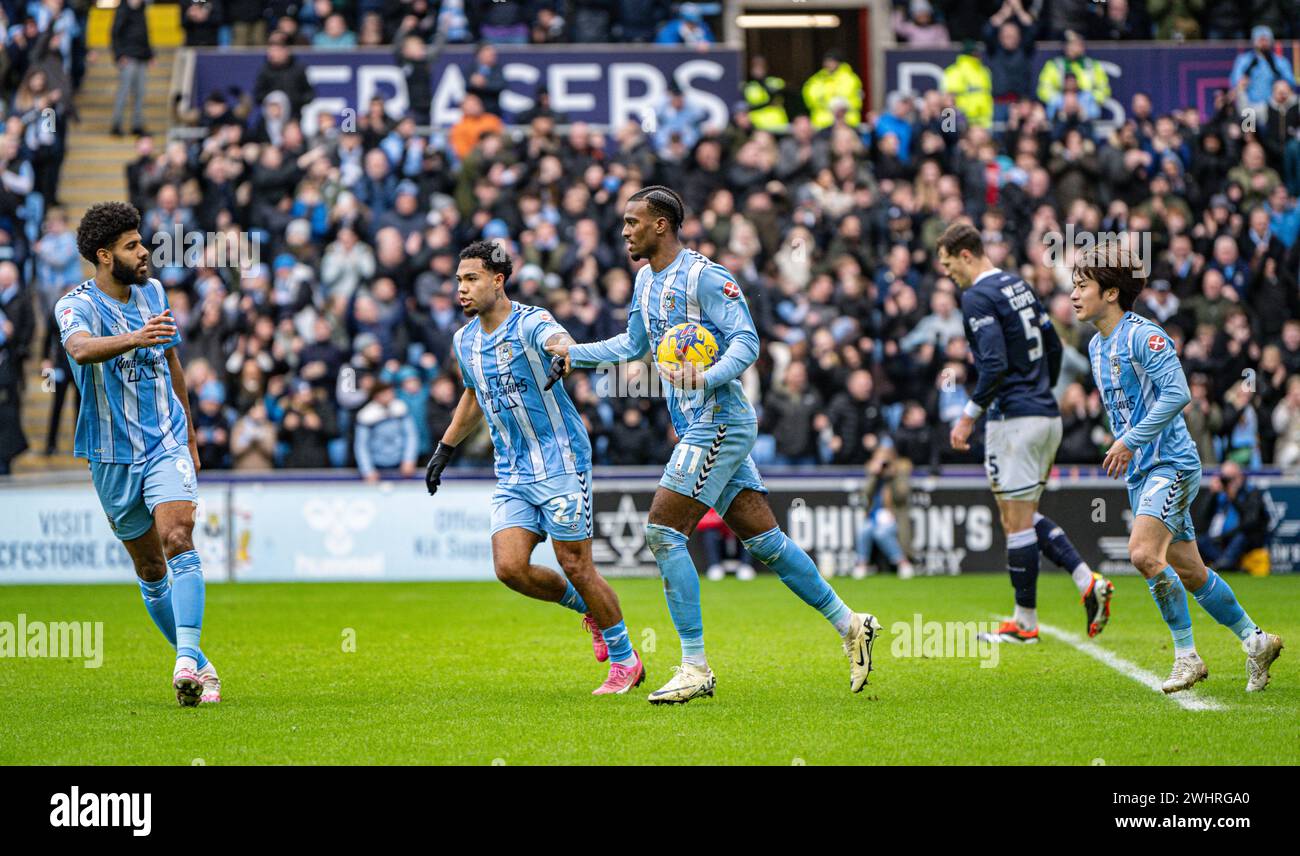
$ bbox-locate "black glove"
[424,441,457,496]
[543,354,566,391]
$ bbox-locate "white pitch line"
[1034,620,1227,712]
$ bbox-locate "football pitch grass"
[1,573,1296,765]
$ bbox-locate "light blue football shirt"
[567,247,759,436]
[56,277,188,464]
[453,301,593,484]
[1089,311,1201,483]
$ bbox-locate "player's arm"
[1040,305,1063,387]
[951,290,1007,450]
[696,275,760,390]
[1107,331,1190,439]
[962,291,1010,415]
[165,346,202,472]
[556,296,650,369]
[62,309,176,365]
[425,389,483,495]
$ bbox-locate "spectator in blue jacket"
[653,83,708,153]
[355,381,419,481]
[33,209,81,319]
[1230,26,1296,115]
[654,3,713,45]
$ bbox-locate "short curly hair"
[458,239,513,282]
[76,201,142,265]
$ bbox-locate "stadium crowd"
[4,0,1300,485]
[0,0,86,472]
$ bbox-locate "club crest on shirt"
[722,281,741,299]
[663,290,676,311]
[496,341,513,364]
[1147,334,1167,352]
[1110,355,1122,382]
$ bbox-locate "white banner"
[231,481,530,582]
[0,484,231,584]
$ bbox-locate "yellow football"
[656,322,719,369]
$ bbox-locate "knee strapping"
[645,523,688,559]
[741,527,784,565]
[167,550,201,578]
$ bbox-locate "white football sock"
[1244,628,1269,656]
[1013,605,1037,630]
[1072,563,1094,594]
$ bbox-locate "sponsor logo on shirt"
[969,315,995,332]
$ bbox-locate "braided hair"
[628,185,686,232]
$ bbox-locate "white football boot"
[1162,653,1208,693]
[1245,632,1284,692]
[845,612,883,693]
[647,664,716,705]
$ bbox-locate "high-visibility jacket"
[1036,55,1112,106]
[942,54,993,129]
[744,75,790,131]
[802,62,863,129]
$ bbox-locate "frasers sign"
[191,46,741,131]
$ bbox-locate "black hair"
[628,185,686,232]
[1072,242,1145,311]
[76,201,141,265]
[458,239,513,282]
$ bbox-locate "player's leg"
[490,484,594,611]
[491,526,582,605]
[120,524,179,647]
[644,484,711,669]
[153,500,208,705]
[723,485,882,693]
[143,446,210,706]
[1164,493,1283,692]
[92,454,212,705]
[982,496,1042,643]
[538,469,642,684]
[492,523,615,661]
[1128,471,1205,692]
[982,418,1043,643]
[552,538,645,694]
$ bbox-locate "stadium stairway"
[13,49,177,474]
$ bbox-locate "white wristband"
[963,400,986,420]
